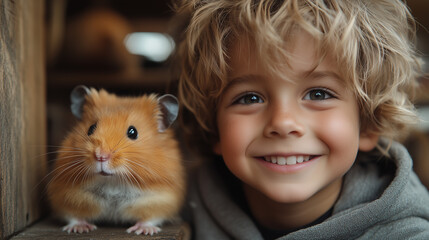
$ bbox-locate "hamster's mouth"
[95,161,114,176]
[99,171,113,176]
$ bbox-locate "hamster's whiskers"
[73,128,90,141]
[53,154,89,162]
[35,148,87,160]
[123,158,176,188]
[111,135,128,153]
[122,164,144,186]
[82,166,93,185]
[124,158,154,174]
[121,153,169,169]
[34,159,82,193]
[71,164,90,186]
[116,171,128,186]
[55,150,87,154]
[114,140,140,153]
[44,160,84,190]
[65,161,91,186]
[123,163,146,185]
[46,145,87,150]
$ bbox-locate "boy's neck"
[243,178,342,231]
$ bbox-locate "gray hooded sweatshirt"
[185,141,429,239]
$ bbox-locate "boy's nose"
[263,105,305,138]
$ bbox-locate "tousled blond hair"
[174,0,421,156]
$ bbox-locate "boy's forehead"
[228,30,344,84]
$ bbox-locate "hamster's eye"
[127,126,138,140]
[88,123,97,136]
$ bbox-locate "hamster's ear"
[157,94,179,132]
[70,85,91,119]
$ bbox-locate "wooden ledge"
[11,218,190,240]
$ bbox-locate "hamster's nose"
[95,147,111,162]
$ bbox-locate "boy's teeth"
[271,156,277,164]
[277,157,286,165]
[264,155,312,165]
[286,156,296,165]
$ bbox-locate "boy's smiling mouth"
[262,155,319,165]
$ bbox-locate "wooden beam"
[11,218,190,240]
[0,0,47,238]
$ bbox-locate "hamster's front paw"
[126,221,161,235]
[62,219,97,233]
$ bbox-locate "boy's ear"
[359,132,379,152]
[213,142,222,155]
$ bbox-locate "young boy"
[174,0,429,239]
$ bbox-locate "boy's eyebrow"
[304,70,345,86]
[224,70,345,93]
[224,74,262,90]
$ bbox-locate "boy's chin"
[264,188,315,204]
[245,183,316,204]
[244,177,343,205]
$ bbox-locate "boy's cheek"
[314,109,361,154]
[216,114,255,157]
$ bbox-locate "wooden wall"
[0,0,47,239]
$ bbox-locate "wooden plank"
[11,218,190,240]
[0,0,47,239]
[0,1,25,238]
[20,0,47,229]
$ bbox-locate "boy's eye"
[234,93,264,105]
[303,89,335,101]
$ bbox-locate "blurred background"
[46,0,179,146]
[44,0,429,188]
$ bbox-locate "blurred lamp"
[124,32,175,62]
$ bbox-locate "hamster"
[47,85,185,235]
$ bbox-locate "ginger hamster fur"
[47,86,185,235]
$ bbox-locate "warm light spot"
[124,32,175,62]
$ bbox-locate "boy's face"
[214,31,377,204]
